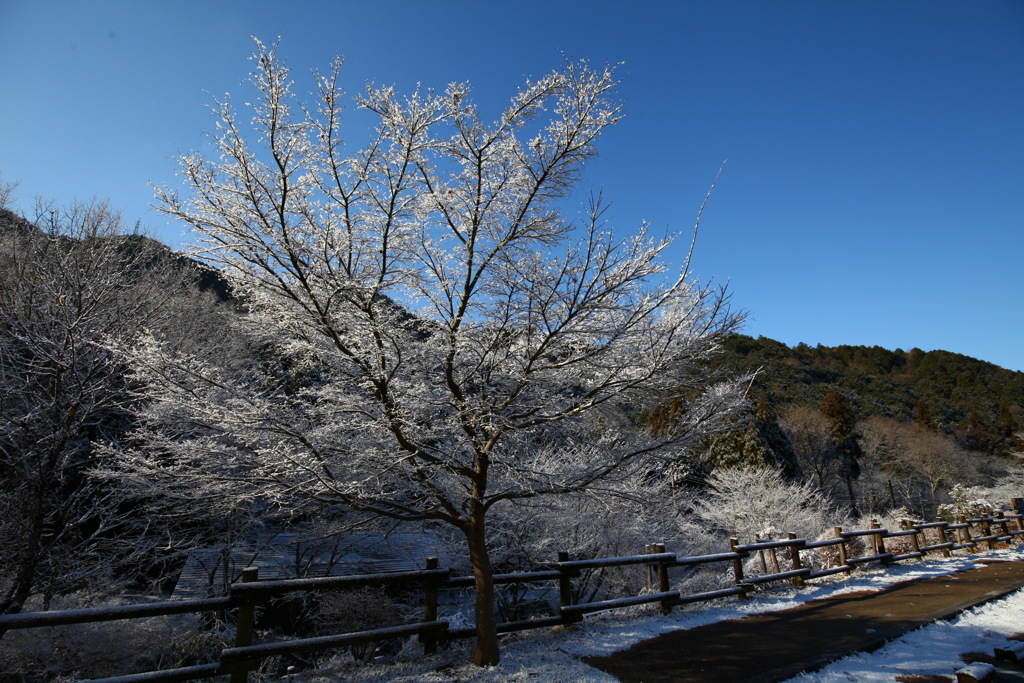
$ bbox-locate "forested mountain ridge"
[717,334,1024,456]
[0,207,232,301]
[5,202,1015,456]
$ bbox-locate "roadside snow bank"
[783,585,1024,681]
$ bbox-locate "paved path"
[585,559,1024,683]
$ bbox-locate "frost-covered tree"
[121,40,747,665]
[0,199,194,623]
[699,394,798,475]
[696,465,840,543]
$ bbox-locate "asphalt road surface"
[586,559,1024,682]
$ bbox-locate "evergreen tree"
[998,404,1016,439]
[753,393,800,477]
[699,394,798,476]
[915,400,933,430]
[820,389,862,514]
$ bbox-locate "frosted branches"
[128,40,747,664]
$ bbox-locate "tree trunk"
[467,500,499,666]
[845,473,860,518]
[0,486,46,639]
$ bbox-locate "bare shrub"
[0,591,226,681]
[316,587,412,661]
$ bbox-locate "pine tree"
[820,389,862,514]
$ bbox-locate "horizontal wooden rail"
[496,614,566,634]
[890,551,925,562]
[669,586,748,605]
[842,528,889,538]
[972,534,1005,544]
[444,615,568,641]
[669,551,745,567]
[88,663,223,683]
[917,541,955,552]
[229,568,451,598]
[220,620,449,665]
[561,590,681,618]
[736,538,803,552]
[0,597,235,630]
[558,552,676,570]
[846,552,895,565]
[806,565,852,579]
[885,529,919,538]
[739,567,811,585]
[445,569,564,589]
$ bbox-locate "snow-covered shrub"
[937,483,999,521]
[696,465,842,544]
[944,470,1024,514]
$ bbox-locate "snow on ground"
[782,582,1024,682]
[298,545,1024,682]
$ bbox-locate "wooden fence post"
[871,520,891,564]
[557,551,578,623]
[787,533,804,588]
[982,518,996,550]
[230,566,259,683]
[995,513,1010,545]
[643,544,654,590]
[420,558,440,656]
[834,527,849,572]
[652,543,672,615]
[958,516,974,551]
[730,538,747,600]
[767,543,781,575]
[935,519,951,558]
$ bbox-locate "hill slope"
[717,334,1024,455]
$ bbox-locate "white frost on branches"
[116,39,748,664]
[696,465,841,543]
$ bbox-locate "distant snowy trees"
[114,40,748,665]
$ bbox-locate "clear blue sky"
[2,0,1022,371]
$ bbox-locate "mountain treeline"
[716,334,1024,457]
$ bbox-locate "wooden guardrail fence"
[2,508,1022,683]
